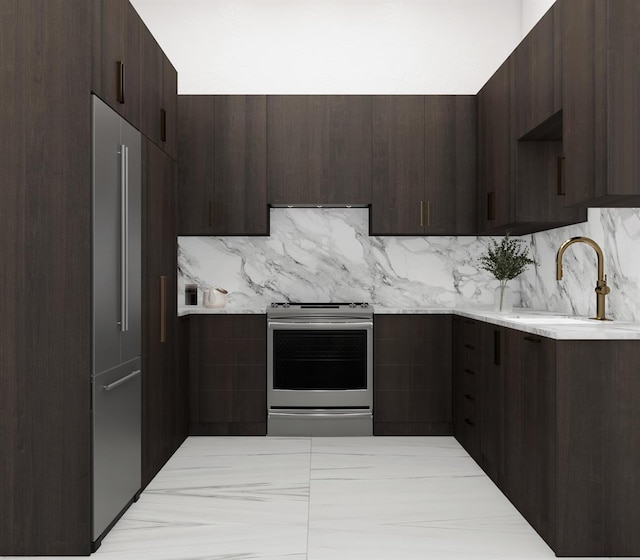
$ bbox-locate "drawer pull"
[464,393,475,401]
[464,368,475,375]
[463,343,475,349]
[524,336,542,343]
[464,418,475,426]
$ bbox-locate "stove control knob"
[361,303,369,308]
[283,302,290,308]
[270,302,277,307]
[349,303,356,308]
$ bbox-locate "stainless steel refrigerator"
[91,95,142,545]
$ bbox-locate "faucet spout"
[555,236,610,320]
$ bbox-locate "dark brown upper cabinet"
[511,4,586,232]
[478,58,513,233]
[371,96,425,234]
[161,55,178,160]
[140,22,162,146]
[562,0,640,207]
[267,95,372,206]
[92,0,141,129]
[178,95,268,235]
[140,23,177,160]
[478,4,586,235]
[373,95,477,236]
[424,96,477,235]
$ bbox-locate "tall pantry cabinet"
[0,0,183,555]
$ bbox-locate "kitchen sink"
[506,316,595,325]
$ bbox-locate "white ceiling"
[130,0,555,94]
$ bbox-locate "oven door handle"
[268,321,373,328]
[269,411,372,418]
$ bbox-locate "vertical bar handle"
[120,144,129,333]
[117,61,125,104]
[494,330,501,366]
[427,200,431,227]
[557,156,566,196]
[487,192,495,221]
[160,108,167,142]
[420,201,424,227]
[160,276,167,343]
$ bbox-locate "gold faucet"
[556,236,611,320]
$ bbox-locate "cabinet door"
[374,315,452,435]
[512,4,586,230]
[267,95,372,206]
[504,330,557,546]
[161,55,178,160]
[177,95,215,234]
[563,0,640,207]
[477,58,513,232]
[188,315,266,435]
[142,139,182,487]
[140,22,162,147]
[512,4,560,139]
[92,0,141,128]
[452,317,481,458]
[371,96,425,235]
[424,96,477,234]
[214,95,268,234]
[479,324,504,483]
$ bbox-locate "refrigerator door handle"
[120,144,129,333]
[102,369,141,392]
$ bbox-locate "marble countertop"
[177,305,640,340]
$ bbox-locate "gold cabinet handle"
[426,200,431,227]
[160,275,167,343]
[420,201,424,227]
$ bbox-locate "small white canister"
[203,286,228,308]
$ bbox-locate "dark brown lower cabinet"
[452,317,503,477]
[452,317,481,460]
[503,330,556,547]
[478,324,504,483]
[374,315,452,435]
[187,315,266,435]
[455,319,640,557]
[141,140,186,488]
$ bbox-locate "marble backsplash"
[178,207,640,322]
[178,208,508,310]
[522,208,640,322]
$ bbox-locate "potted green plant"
[479,233,537,313]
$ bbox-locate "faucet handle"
[596,274,611,295]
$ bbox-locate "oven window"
[273,330,367,390]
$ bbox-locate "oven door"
[267,316,373,409]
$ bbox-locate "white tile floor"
[4,436,627,559]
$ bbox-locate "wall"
[522,208,640,322]
[178,208,508,309]
[521,0,555,36]
[179,207,640,321]
[130,0,523,94]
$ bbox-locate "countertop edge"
[177,306,640,340]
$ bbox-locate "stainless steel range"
[267,302,373,436]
